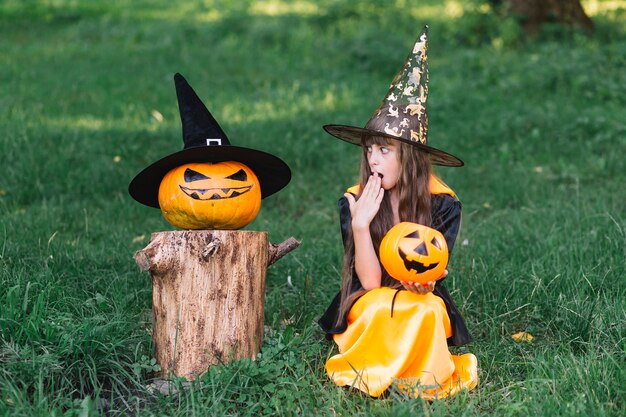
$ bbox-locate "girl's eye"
[381,147,389,154]
[366,146,372,153]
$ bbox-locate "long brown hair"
[336,125,433,325]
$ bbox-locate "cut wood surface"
[135,230,299,380]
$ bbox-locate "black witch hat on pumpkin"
[129,73,291,208]
[323,26,463,167]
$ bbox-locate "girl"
[317,27,478,399]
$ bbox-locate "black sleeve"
[430,194,462,256]
[338,196,363,294]
[430,194,472,346]
[317,196,357,336]
[338,196,351,249]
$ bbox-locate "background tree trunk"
[135,230,299,381]
[501,0,594,35]
[489,0,593,35]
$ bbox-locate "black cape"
[317,193,472,346]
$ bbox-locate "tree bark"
[502,0,593,35]
[135,230,299,380]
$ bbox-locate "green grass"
[1,0,625,415]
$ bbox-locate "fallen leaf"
[512,331,534,342]
[151,110,164,122]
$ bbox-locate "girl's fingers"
[375,187,384,204]
[373,173,381,193]
[401,281,418,293]
[351,174,383,225]
[364,174,382,201]
[344,193,355,208]
[363,174,376,198]
[400,280,436,295]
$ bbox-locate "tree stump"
[135,230,299,380]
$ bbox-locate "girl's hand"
[345,174,384,231]
[400,270,448,294]
[401,280,435,294]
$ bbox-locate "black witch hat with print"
[323,26,463,167]
[129,73,291,208]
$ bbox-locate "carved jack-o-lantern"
[158,161,261,230]
[379,222,448,285]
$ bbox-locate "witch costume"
[318,27,478,399]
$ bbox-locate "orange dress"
[323,177,478,399]
[325,288,478,399]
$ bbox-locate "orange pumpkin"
[379,222,448,285]
[158,161,261,230]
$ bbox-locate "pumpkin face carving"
[158,161,261,230]
[379,222,448,285]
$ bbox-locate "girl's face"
[366,142,401,190]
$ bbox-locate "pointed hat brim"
[323,124,464,167]
[128,145,291,208]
